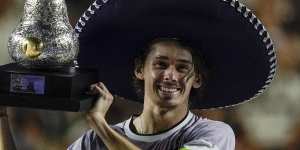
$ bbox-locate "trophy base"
[0,63,98,112]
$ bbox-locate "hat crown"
[75,0,277,109]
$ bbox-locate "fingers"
[87,82,110,96]
[86,82,114,118]
[97,82,109,93]
[86,84,97,95]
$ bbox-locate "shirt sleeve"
[67,130,106,150]
[180,139,220,150]
[180,121,235,150]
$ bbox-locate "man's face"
[138,42,201,108]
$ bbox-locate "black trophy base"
[0,63,98,112]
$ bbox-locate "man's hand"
[86,82,114,122]
[83,82,141,150]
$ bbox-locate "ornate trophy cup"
[0,0,97,111]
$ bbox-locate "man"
[69,0,276,149]
[69,38,235,149]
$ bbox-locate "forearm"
[87,113,141,150]
[0,108,17,150]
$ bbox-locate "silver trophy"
[0,0,97,111]
[8,0,78,68]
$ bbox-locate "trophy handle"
[0,107,17,150]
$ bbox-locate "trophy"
[0,0,97,111]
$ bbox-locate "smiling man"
[137,39,201,108]
[68,0,276,149]
[69,38,234,150]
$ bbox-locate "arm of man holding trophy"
[85,82,141,150]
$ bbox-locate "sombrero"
[74,0,277,109]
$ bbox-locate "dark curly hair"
[132,38,210,103]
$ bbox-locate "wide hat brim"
[75,0,277,109]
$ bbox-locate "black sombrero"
[74,0,277,109]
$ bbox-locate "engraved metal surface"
[8,0,79,68]
[22,37,43,59]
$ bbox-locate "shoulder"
[111,119,128,134]
[182,115,235,150]
[197,118,235,137]
[67,130,98,150]
[67,120,128,150]
[188,114,235,138]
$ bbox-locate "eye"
[153,61,168,69]
[177,64,191,73]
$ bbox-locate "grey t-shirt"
[68,111,235,150]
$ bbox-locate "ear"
[192,74,202,89]
[134,67,144,80]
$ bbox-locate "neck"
[134,97,189,134]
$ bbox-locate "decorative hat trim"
[75,0,277,109]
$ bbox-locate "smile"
[158,85,181,94]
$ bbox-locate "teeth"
[159,86,179,93]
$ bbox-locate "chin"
[156,96,183,108]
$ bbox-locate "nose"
[163,66,179,82]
